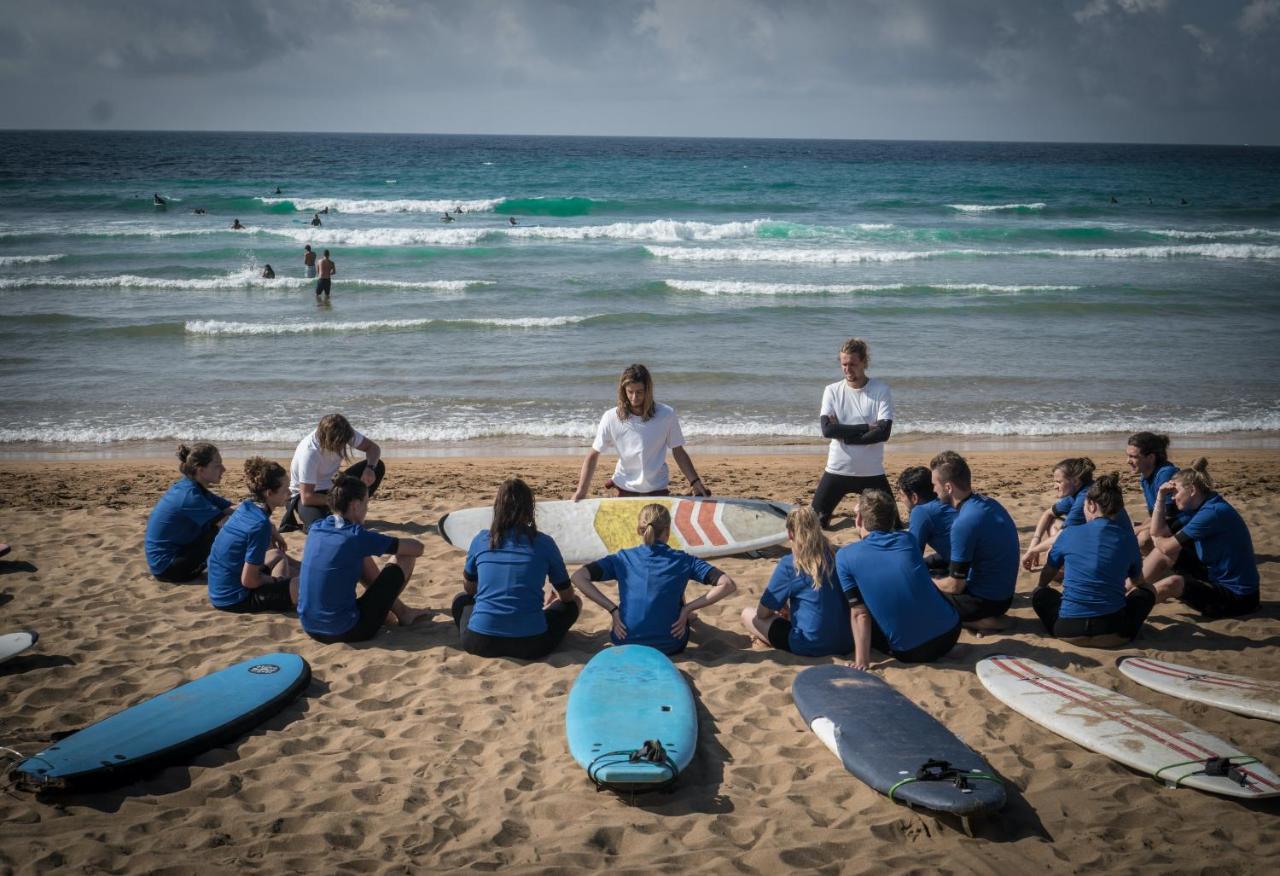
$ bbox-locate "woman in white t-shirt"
[571,364,710,500]
[280,413,385,532]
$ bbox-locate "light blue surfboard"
[565,645,697,789]
[12,652,310,792]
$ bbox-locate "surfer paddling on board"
[837,491,961,670]
[297,476,432,644]
[571,364,709,501]
[280,414,384,533]
[741,507,853,657]
[207,458,300,615]
[153,193,166,207]
[811,337,896,530]
[896,466,955,575]
[571,504,737,655]
[452,478,582,659]
[145,443,234,583]
[930,452,1020,629]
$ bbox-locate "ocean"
[1,131,1278,457]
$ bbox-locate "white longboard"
[0,631,38,665]
[978,655,1280,800]
[1118,656,1280,724]
[439,496,792,564]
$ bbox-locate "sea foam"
[185,315,591,336]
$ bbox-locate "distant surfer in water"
[274,186,282,195]
[153,193,166,207]
[303,244,316,279]
[442,212,454,223]
[509,216,518,226]
[455,205,464,214]
[231,218,244,230]
[1110,195,1119,204]
[311,213,322,227]
[260,264,275,279]
[192,207,206,215]
[571,363,710,501]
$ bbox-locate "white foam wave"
[0,254,64,266]
[259,226,489,247]
[1151,228,1280,240]
[185,315,590,336]
[856,223,895,230]
[256,197,503,214]
[647,243,1280,263]
[947,202,1047,212]
[663,280,1079,295]
[506,219,768,243]
[0,271,489,292]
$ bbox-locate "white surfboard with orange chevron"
[438,496,793,564]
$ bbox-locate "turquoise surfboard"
[12,652,310,792]
[565,645,697,790]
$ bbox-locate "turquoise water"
[1,132,1278,452]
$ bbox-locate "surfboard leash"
[587,739,679,794]
[887,759,1003,802]
[1154,755,1259,789]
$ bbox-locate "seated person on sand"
[297,476,431,643]
[1126,431,1179,551]
[571,504,737,656]
[452,478,582,659]
[837,490,961,669]
[571,363,709,501]
[897,465,955,574]
[207,458,300,615]
[1021,457,1096,571]
[930,452,1020,628]
[145,442,233,583]
[281,413,385,533]
[1032,473,1156,645]
[1145,458,1259,619]
[741,507,853,657]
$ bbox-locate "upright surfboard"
[440,496,791,564]
[979,655,1280,800]
[12,652,310,792]
[565,645,697,791]
[1118,656,1280,723]
[793,666,1005,827]
[0,631,38,665]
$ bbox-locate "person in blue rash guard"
[1033,473,1157,644]
[1127,431,1180,551]
[571,504,737,655]
[836,490,960,669]
[1021,457,1095,571]
[298,476,433,643]
[207,458,300,614]
[452,478,582,659]
[896,465,955,574]
[741,506,853,657]
[145,442,233,582]
[930,452,1021,627]
[1146,458,1259,618]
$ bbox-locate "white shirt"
[289,427,366,495]
[592,403,685,493]
[821,377,894,476]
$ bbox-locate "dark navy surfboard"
[12,652,310,792]
[793,665,1005,819]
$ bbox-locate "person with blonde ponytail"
[207,458,300,614]
[145,442,233,582]
[571,503,737,655]
[741,507,852,656]
[1146,458,1259,617]
[1022,457,1100,571]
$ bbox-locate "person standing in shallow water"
[303,244,316,279]
[316,249,335,300]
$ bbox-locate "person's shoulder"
[866,376,891,392]
[823,379,845,394]
[775,552,797,573]
[468,529,490,551]
[533,530,560,550]
[653,402,677,419]
[598,407,620,426]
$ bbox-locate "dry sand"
[1,448,1277,874]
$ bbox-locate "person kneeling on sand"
[145,443,234,583]
[837,490,961,670]
[741,507,852,657]
[1021,457,1098,571]
[897,465,955,574]
[931,452,1020,628]
[281,413,384,533]
[452,478,581,659]
[1145,459,1259,618]
[572,504,737,655]
[297,476,431,643]
[207,458,300,614]
[1033,473,1156,645]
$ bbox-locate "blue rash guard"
[836,531,959,653]
[1178,494,1259,596]
[759,554,853,656]
[463,529,571,637]
[949,493,1020,602]
[1047,516,1142,619]
[207,500,273,608]
[298,515,397,637]
[144,477,231,574]
[907,498,956,561]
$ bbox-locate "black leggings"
[154,520,220,583]
[1032,586,1156,642]
[285,459,386,532]
[452,592,580,659]
[307,564,407,644]
[812,472,899,528]
[869,618,961,663]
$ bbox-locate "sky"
[0,0,1278,144]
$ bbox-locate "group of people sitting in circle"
[142,344,1260,663]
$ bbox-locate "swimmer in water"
[261,264,275,279]
[509,216,517,226]
[192,207,206,215]
[1110,195,1119,204]
[311,213,322,227]
[321,207,329,214]
[153,193,166,207]
[274,186,282,195]
[232,219,245,230]
[442,212,454,223]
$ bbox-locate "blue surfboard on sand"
[566,645,697,790]
[793,665,1005,827]
[12,652,310,792]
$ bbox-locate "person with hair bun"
[1022,457,1098,571]
[297,476,432,643]
[145,443,233,582]
[741,507,853,656]
[571,503,737,655]
[1033,473,1155,644]
[452,478,582,659]
[1146,458,1259,618]
[1126,432,1179,549]
[281,413,385,533]
[206,458,300,614]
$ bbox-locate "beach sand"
[1,449,1277,873]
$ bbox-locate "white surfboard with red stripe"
[439,496,793,564]
[1118,656,1280,724]
[977,655,1280,799]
